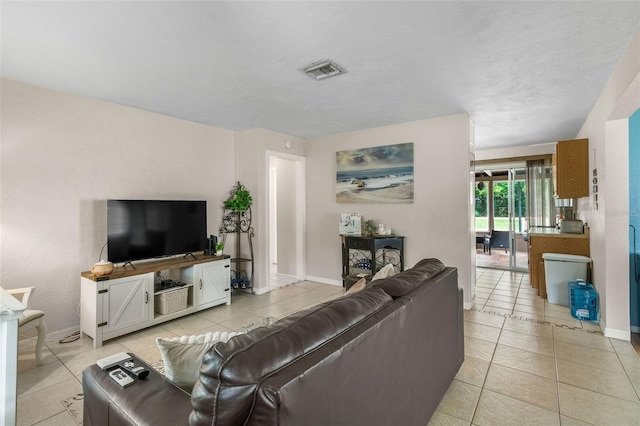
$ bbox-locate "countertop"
[528,226,589,238]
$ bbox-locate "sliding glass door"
[508,168,528,271]
[475,162,528,271]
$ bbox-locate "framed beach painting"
[336,143,414,203]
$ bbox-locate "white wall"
[1,79,236,334]
[305,113,474,306]
[575,27,640,339]
[235,129,306,294]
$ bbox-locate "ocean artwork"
[336,143,414,203]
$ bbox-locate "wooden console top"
[81,253,230,281]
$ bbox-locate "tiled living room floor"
[14,269,640,425]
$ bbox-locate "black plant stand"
[219,182,254,292]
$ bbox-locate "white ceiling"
[2,1,639,149]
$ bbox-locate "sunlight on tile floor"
[14,269,640,425]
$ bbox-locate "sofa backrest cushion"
[370,258,446,298]
[189,287,393,426]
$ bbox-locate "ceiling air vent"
[303,59,346,81]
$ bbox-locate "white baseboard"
[305,275,342,287]
[43,325,81,343]
[603,326,631,341]
[464,301,474,310]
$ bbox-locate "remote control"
[119,360,149,380]
[108,368,134,388]
[97,352,132,370]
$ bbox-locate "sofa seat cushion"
[370,258,446,298]
[189,287,393,426]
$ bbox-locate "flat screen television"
[107,200,207,264]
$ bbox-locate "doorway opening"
[475,162,529,271]
[267,152,306,290]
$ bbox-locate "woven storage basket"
[154,287,188,314]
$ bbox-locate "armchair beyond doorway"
[486,230,510,255]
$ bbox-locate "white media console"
[81,254,231,348]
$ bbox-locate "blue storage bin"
[569,280,599,321]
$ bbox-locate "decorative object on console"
[156,331,243,390]
[215,243,224,256]
[336,142,414,204]
[220,182,254,291]
[363,219,376,236]
[339,213,362,235]
[90,260,114,277]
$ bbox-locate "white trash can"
[543,253,591,306]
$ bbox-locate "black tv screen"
[107,200,207,264]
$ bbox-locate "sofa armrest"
[82,355,193,426]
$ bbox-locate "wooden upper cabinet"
[555,138,589,198]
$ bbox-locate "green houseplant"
[224,187,253,212]
[215,242,224,255]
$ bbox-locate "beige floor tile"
[515,296,545,306]
[251,302,301,319]
[455,356,490,387]
[579,321,602,333]
[473,389,560,426]
[194,303,251,323]
[475,288,493,297]
[17,360,77,398]
[116,325,179,354]
[436,380,481,422]
[618,352,640,379]
[464,321,501,343]
[16,377,82,426]
[513,303,545,315]
[487,296,513,311]
[610,338,638,356]
[482,305,513,315]
[559,415,594,426]
[490,289,518,298]
[554,340,624,373]
[427,410,471,426]
[464,336,497,362]
[558,383,640,425]
[499,329,554,357]
[546,316,583,329]
[512,312,546,323]
[464,310,505,328]
[32,410,78,426]
[503,317,553,338]
[156,314,217,336]
[487,293,516,303]
[553,328,614,352]
[484,363,558,412]
[492,344,556,380]
[545,302,571,313]
[556,358,638,402]
[217,312,267,330]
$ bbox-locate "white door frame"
[265,150,306,287]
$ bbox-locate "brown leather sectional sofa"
[82,258,464,425]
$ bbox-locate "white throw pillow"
[156,331,242,389]
[371,263,397,281]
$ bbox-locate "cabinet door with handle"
[196,259,231,309]
[100,273,154,336]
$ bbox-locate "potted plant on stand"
[219,182,255,291]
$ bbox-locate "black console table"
[341,235,405,288]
